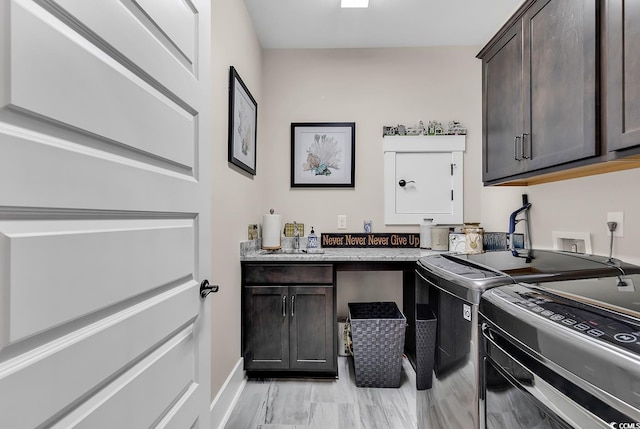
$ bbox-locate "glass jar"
[464,223,484,254]
[420,218,434,249]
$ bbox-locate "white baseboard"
[210,358,247,429]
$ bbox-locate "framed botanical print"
[228,66,257,175]
[291,122,355,187]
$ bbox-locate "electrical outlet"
[337,215,347,229]
[607,212,624,237]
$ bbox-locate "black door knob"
[200,279,219,298]
[398,179,415,187]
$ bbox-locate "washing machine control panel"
[489,287,640,355]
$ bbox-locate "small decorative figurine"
[383,120,466,137]
[434,122,444,135]
[447,121,467,135]
[427,121,437,135]
[383,126,396,136]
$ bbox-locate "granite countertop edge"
[240,239,441,262]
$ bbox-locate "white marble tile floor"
[224,356,417,429]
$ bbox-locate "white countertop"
[240,245,440,262]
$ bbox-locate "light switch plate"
[337,215,347,229]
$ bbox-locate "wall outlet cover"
[552,231,592,254]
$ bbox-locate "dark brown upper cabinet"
[479,0,599,185]
[606,0,640,156]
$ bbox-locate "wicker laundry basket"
[348,302,406,388]
[415,304,437,390]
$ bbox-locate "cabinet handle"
[514,135,522,160]
[282,295,287,317]
[291,295,295,317]
[522,133,530,159]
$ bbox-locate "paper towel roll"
[262,213,282,249]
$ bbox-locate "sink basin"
[257,249,324,255]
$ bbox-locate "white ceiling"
[243,0,525,49]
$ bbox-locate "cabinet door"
[524,0,597,170]
[606,0,640,152]
[395,152,457,218]
[289,286,336,372]
[482,22,525,182]
[244,286,289,370]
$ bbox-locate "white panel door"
[383,135,464,225]
[0,1,212,428]
[395,152,453,215]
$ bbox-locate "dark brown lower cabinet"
[242,264,337,375]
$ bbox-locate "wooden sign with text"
[321,233,420,248]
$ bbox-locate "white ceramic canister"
[430,226,450,251]
[464,223,484,254]
[420,218,434,249]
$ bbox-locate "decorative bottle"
[307,226,318,249]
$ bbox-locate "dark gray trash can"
[348,302,406,388]
[416,304,437,390]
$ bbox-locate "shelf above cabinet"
[383,135,466,153]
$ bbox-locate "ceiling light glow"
[341,0,369,8]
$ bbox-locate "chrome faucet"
[293,221,300,250]
[509,194,532,259]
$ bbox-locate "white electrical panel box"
[384,135,465,225]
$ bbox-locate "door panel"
[0,0,211,427]
[290,286,335,371]
[395,152,452,215]
[606,0,640,151]
[244,286,289,370]
[11,0,196,170]
[0,283,199,429]
[48,0,198,101]
[0,129,197,210]
[50,325,198,429]
[1,218,194,343]
[483,24,524,182]
[525,0,597,169]
[134,0,197,64]
[622,2,640,137]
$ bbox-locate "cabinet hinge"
[451,163,455,175]
[451,190,454,201]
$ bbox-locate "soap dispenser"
[307,226,318,249]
